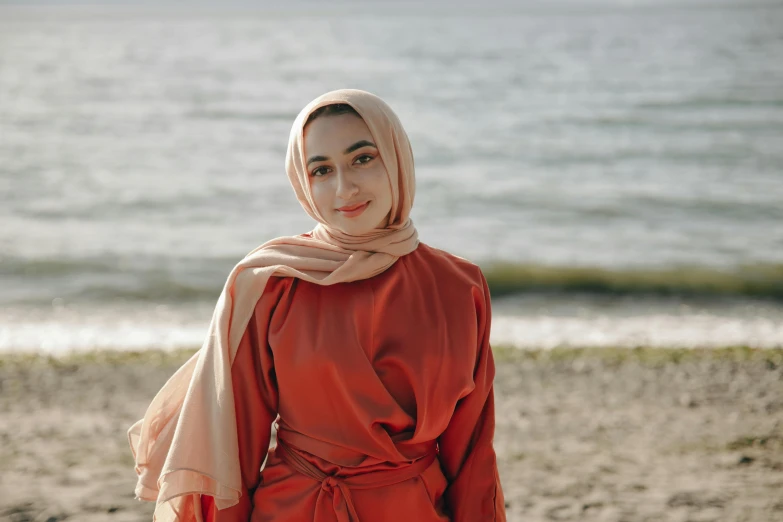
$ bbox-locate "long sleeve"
[200,280,284,521]
[437,270,506,522]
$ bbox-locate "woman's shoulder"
[410,242,486,287]
[252,274,296,311]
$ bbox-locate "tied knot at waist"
[321,475,339,491]
[275,438,438,522]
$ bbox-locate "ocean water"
[1,2,782,352]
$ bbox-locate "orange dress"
[200,243,505,522]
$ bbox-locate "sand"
[0,347,781,522]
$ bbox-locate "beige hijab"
[127,89,418,522]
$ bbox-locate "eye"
[353,154,375,165]
[310,166,331,177]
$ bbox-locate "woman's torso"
[268,242,485,464]
[217,242,491,521]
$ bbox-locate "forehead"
[303,113,374,156]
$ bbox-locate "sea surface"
[1,1,782,352]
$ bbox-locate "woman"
[128,89,506,522]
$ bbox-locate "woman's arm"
[200,281,284,521]
[437,271,506,522]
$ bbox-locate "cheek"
[309,181,334,214]
[371,170,393,206]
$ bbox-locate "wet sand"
[0,347,781,522]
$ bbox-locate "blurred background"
[2,2,783,522]
[1,0,782,352]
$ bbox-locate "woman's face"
[304,112,393,235]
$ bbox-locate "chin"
[337,223,376,236]
[332,215,381,236]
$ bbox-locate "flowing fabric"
[128,89,419,522]
[198,243,506,521]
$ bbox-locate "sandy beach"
[1,346,781,522]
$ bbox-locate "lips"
[337,201,369,212]
[336,201,370,217]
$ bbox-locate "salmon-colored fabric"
[199,243,505,521]
[127,89,419,522]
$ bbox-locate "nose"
[334,167,359,201]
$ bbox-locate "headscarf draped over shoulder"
[127,89,418,521]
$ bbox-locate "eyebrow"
[306,140,378,166]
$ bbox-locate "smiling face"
[304,111,393,235]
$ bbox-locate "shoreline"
[1,346,781,521]
[3,306,783,354]
[1,344,782,364]
[4,292,783,354]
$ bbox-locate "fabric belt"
[275,438,437,522]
